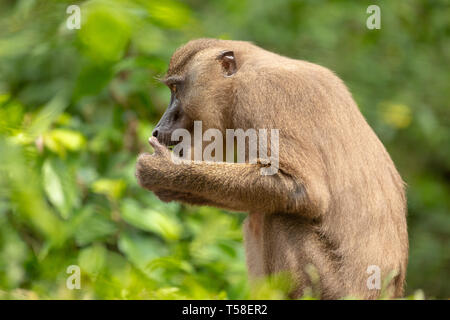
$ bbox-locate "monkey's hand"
[136,137,172,191]
[136,139,228,208]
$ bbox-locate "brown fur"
[136,39,408,299]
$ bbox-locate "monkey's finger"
[148,136,161,151]
[148,136,168,155]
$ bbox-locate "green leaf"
[91,178,127,200]
[72,207,118,246]
[120,199,182,241]
[146,0,192,29]
[42,160,66,218]
[42,159,80,219]
[78,244,107,276]
[73,62,114,98]
[43,129,86,156]
[27,94,68,139]
[79,3,131,62]
[118,231,166,273]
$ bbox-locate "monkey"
[136,38,408,299]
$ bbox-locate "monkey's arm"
[137,138,328,215]
[153,189,236,209]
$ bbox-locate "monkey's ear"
[217,50,237,77]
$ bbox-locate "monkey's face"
[151,75,193,147]
[152,49,237,147]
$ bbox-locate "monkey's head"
[152,39,241,146]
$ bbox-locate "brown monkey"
[136,39,408,299]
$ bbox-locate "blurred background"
[0,0,448,299]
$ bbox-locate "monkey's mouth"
[154,134,183,156]
[156,133,178,148]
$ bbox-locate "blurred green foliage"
[0,0,448,299]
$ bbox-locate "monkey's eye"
[169,83,177,93]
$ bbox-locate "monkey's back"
[235,42,408,299]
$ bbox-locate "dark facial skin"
[152,76,192,147]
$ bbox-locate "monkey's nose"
[152,129,159,138]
